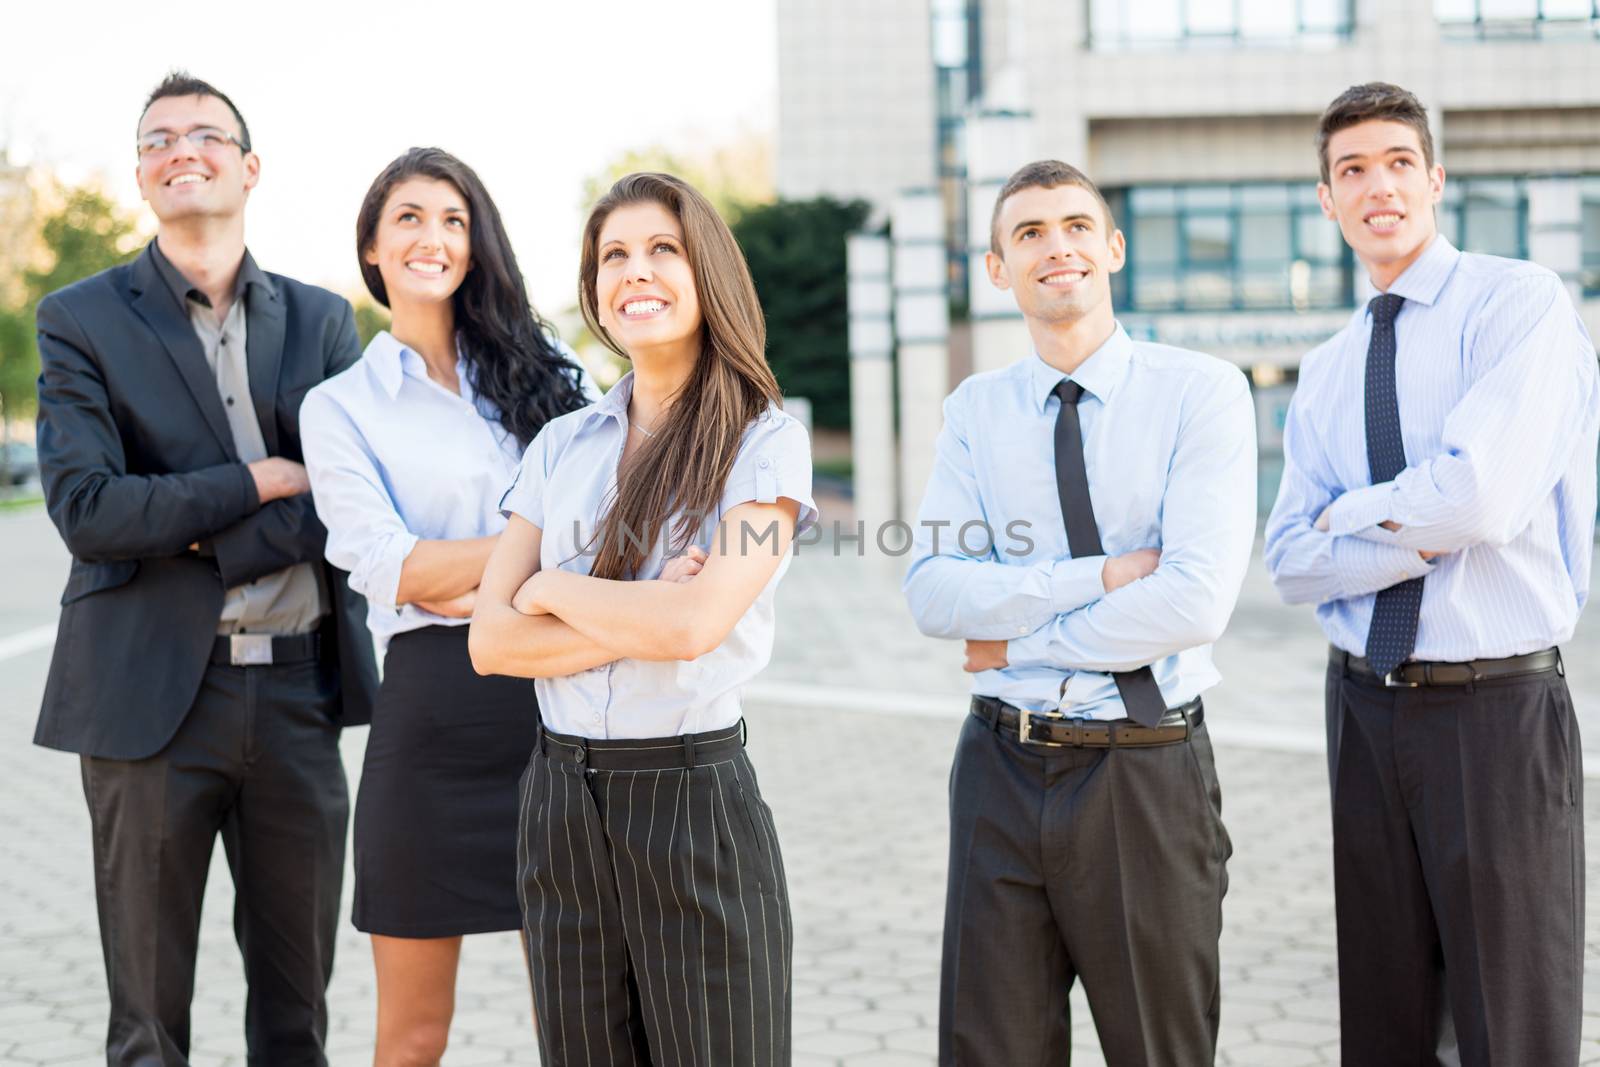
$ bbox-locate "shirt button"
[1017,625,1027,635]
[757,457,770,469]
[225,396,234,406]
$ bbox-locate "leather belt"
[1331,646,1562,688]
[210,632,320,667]
[970,695,1203,748]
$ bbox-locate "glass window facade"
[1090,0,1354,49]
[1438,177,1528,260]
[1583,177,1600,296]
[1109,183,1353,312]
[1436,0,1600,38]
[931,0,981,307]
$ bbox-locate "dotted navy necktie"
[1053,380,1168,726]
[1362,292,1423,676]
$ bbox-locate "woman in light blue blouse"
[299,148,592,1066]
[470,172,815,1066]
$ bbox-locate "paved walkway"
[2,507,1599,1065]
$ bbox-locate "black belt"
[538,723,746,771]
[1331,645,1562,688]
[209,632,320,667]
[970,695,1202,748]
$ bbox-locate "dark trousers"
[80,659,348,1067]
[941,710,1231,1067]
[519,723,792,1066]
[1326,659,1584,1066]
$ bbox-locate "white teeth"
[1368,214,1401,227]
[169,174,206,186]
[407,262,446,274]
[623,299,665,315]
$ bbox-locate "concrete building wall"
[776,0,938,210]
[1000,0,1600,180]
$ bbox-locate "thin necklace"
[631,421,656,439]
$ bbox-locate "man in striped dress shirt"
[1266,82,1599,1066]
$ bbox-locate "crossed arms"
[36,292,359,585]
[468,499,801,679]
[1264,272,1595,605]
[903,370,1257,673]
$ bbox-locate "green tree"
[0,185,139,482]
[23,187,140,304]
[0,304,30,439]
[731,197,870,430]
[352,297,391,347]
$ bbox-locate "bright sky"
[0,0,776,316]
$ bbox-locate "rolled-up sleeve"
[500,426,553,529]
[299,387,417,611]
[716,412,818,534]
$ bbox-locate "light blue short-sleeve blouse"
[500,371,816,739]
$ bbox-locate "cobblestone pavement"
[3,506,1600,1065]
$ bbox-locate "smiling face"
[362,177,471,310]
[1318,119,1444,289]
[593,200,702,357]
[134,93,257,225]
[986,182,1125,327]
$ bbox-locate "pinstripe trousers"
[518,722,793,1067]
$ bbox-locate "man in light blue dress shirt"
[1265,83,1598,1066]
[904,160,1257,1065]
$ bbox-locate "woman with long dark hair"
[469,172,815,1065]
[300,147,591,1065]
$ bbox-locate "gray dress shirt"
[151,240,326,635]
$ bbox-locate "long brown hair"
[578,172,782,580]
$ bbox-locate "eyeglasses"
[136,126,249,158]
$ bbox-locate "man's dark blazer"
[33,241,379,761]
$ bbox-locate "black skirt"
[353,624,540,937]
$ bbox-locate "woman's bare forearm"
[396,535,498,603]
[468,600,621,679]
[527,569,704,661]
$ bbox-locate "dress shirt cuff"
[1350,522,1407,547]
[1330,535,1433,598]
[1050,556,1106,614]
[357,530,420,612]
[1006,626,1054,671]
[1325,483,1394,537]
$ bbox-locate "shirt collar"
[149,237,270,311]
[365,330,474,402]
[1369,233,1459,312]
[590,369,633,424]
[1027,323,1134,413]
[364,331,409,399]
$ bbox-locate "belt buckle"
[229,633,273,666]
[1383,667,1420,688]
[1018,708,1070,747]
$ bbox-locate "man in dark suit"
[32,71,377,1066]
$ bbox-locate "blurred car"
[0,441,39,487]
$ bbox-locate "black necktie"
[1053,380,1168,727]
[1362,292,1423,677]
